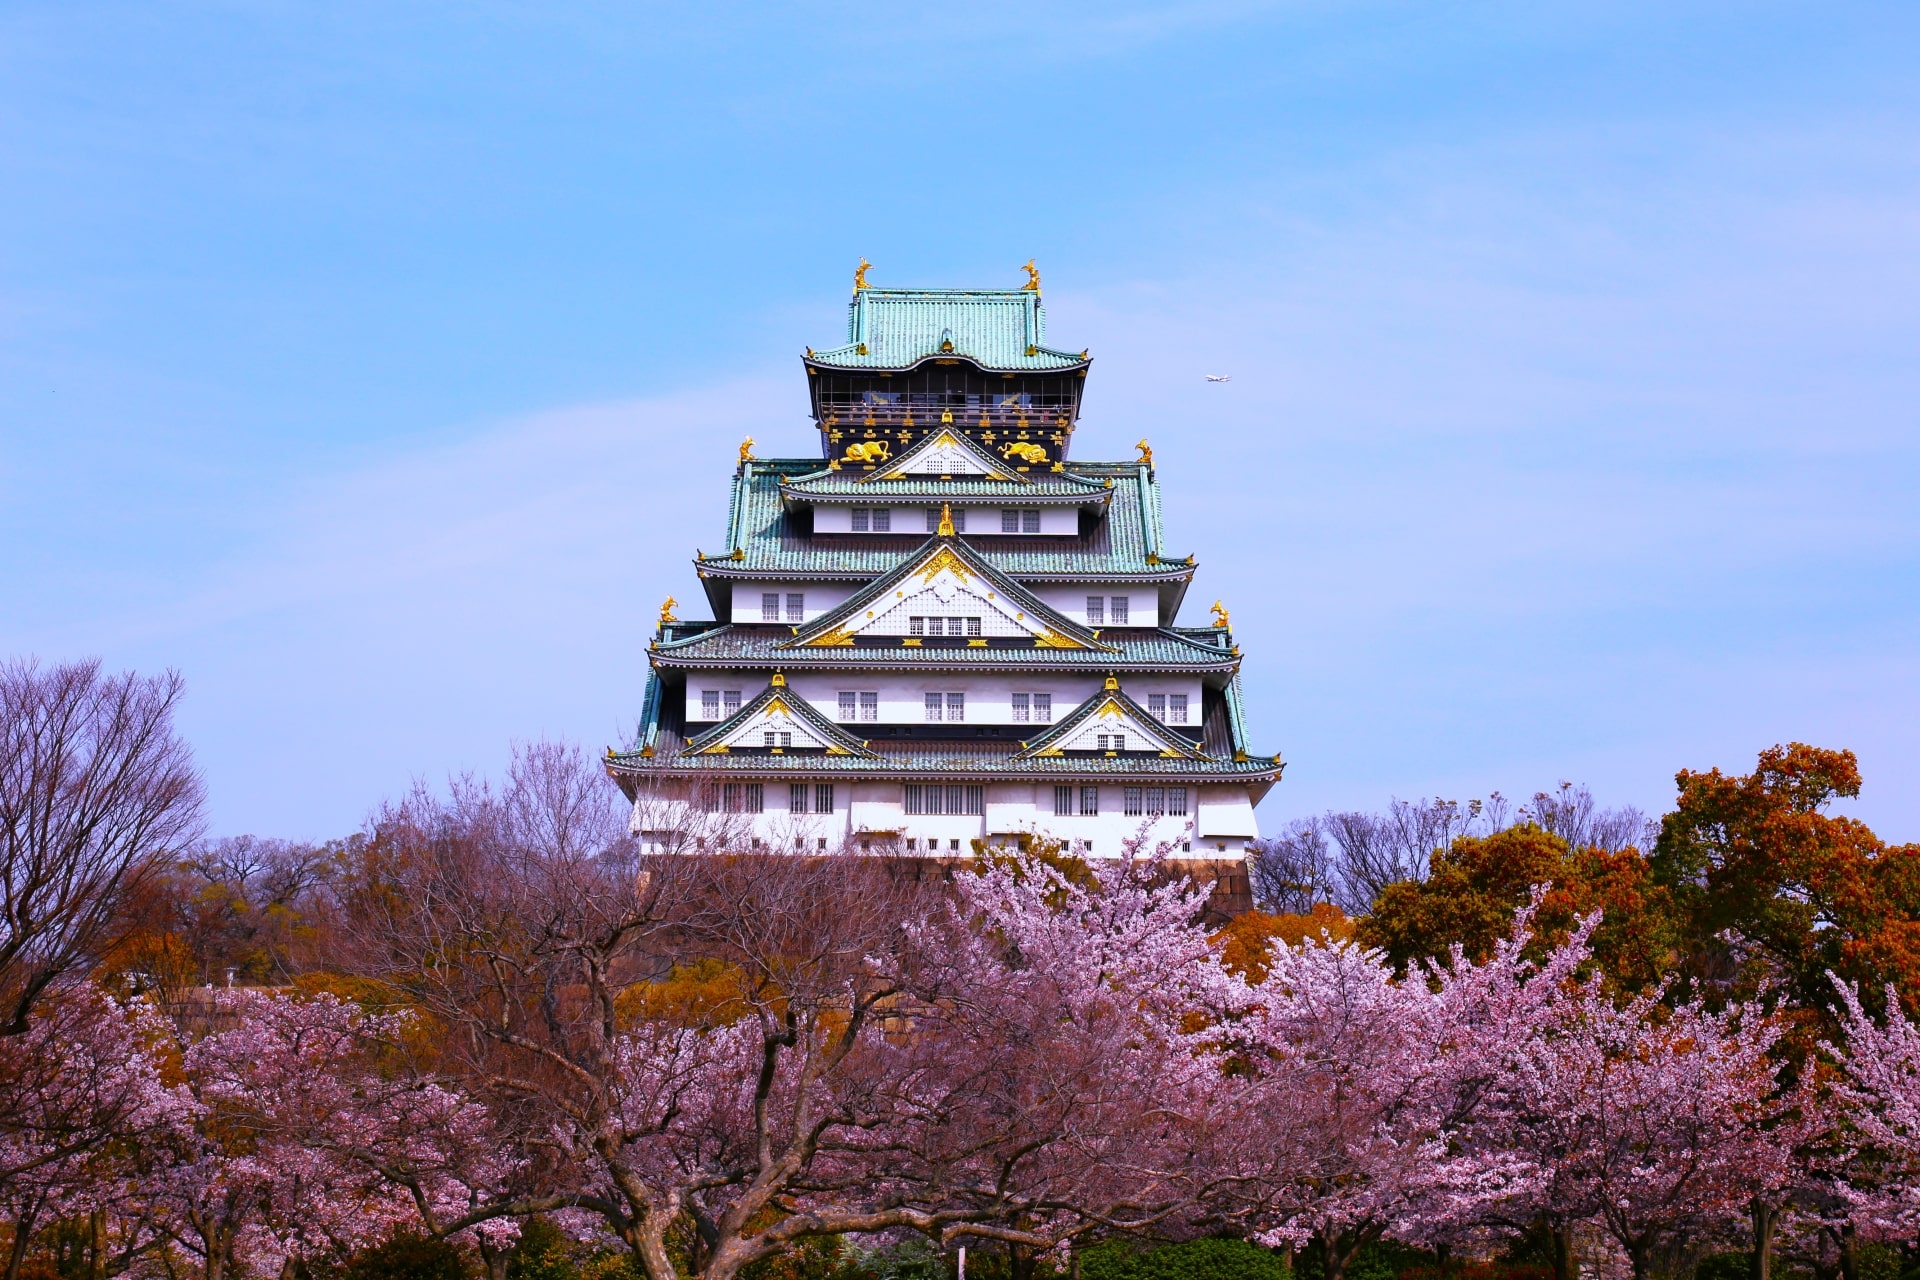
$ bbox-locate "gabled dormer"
[1016,677,1214,760]
[781,519,1113,651]
[684,675,879,758]
[862,428,1025,482]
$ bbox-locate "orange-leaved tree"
[1650,742,1920,1020]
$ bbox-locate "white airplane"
[1204,374,1231,382]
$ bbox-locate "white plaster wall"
[727,581,856,623]
[688,673,1206,729]
[636,783,1254,858]
[810,504,1078,536]
[1196,785,1260,840]
[1031,587,1161,628]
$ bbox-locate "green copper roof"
[807,288,1089,372]
[704,460,1182,578]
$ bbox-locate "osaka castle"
[607,263,1282,875]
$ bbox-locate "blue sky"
[3,2,1917,841]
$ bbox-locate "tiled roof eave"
[780,485,1106,506]
[803,350,1091,374]
[608,753,1281,778]
[692,560,1197,584]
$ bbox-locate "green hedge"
[1080,1239,1290,1280]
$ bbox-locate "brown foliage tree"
[0,659,203,1033]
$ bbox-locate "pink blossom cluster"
[9,860,1920,1280]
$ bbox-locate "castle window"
[763,731,791,749]
[1097,733,1126,752]
[762,593,780,621]
[1109,597,1129,624]
[723,690,742,716]
[1086,596,1104,626]
[905,784,983,815]
[1001,509,1020,533]
[723,783,765,814]
[702,690,720,718]
[1169,693,1188,724]
[1080,786,1099,816]
[786,593,804,622]
[926,507,965,532]
[838,692,857,720]
[816,784,834,813]
[1146,787,1165,816]
[966,617,982,636]
[789,783,810,813]
[851,509,868,531]
[911,617,926,635]
[1012,693,1030,723]
[1023,510,1040,533]
[1053,785,1073,816]
[926,617,944,636]
[860,692,877,721]
[1124,786,1144,817]
[872,508,890,531]
[1168,787,1188,816]
[925,692,943,721]
[1148,694,1165,720]
[1033,693,1051,723]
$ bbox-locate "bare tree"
[1249,818,1338,913]
[1520,782,1652,855]
[0,659,203,1033]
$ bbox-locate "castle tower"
[607,267,1281,894]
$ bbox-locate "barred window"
[1033,693,1051,723]
[871,508,890,531]
[966,616,982,636]
[1124,786,1144,817]
[763,731,791,749]
[1146,786,1165,816]
[838,692,857,721]
[924,692,944,721]
[702,690,720,718]
[1080,786,1099,816]
[1169,693,1189,724]
[925,507,964,533]
[723,690,741,715]
[1012,693,1030,723]
[1097,732,1126,752]
[1086,596,1104,626]
[946,692,964,720]
[911,616,926,635]
[790,783,810,813]
[786,593,804,622]
[906,784,984,815]
[859,691,877,721]
[1053,785,1073,816]
[1168,787,1188,816]
[700,783,720,813]
[723,783,765,814]
[1023,510,1040,533]
[1110,596,1129,625]
[1001,509,1020,533]
[851,508,870,532]
[925,617,942,636]
[1148,694,1166,720]
[762,593,780,621]
[815,784,834,813]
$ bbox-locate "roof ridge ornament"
[937,503,955,537]
[1020,259,1041,293]
[658,596,678,625]
[854,258,872,291]
[1210,600,1230,629]
[738,436,755,464]
[1135,438,1153,469]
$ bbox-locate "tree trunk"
[1840,1225,1859,1280]
[1547,1219,1579,1280]
[6,1197,44,1280]
[1750,1199,1778,1280]
[88,1211,105,1280]
[477,1238,510,1280]
[1321,1231,1368,1280]
[1627,1238,1655,1280]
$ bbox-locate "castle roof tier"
[610,268,1281,865]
